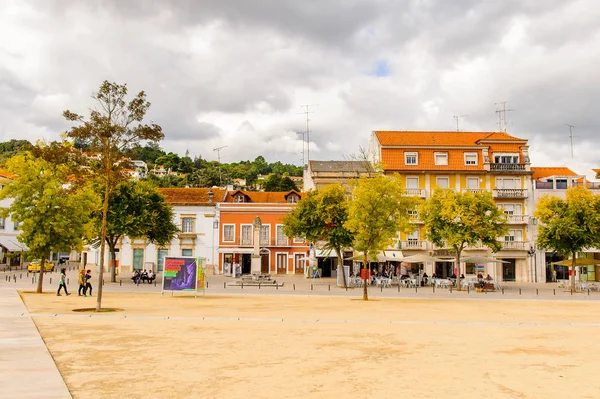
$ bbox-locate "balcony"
[461,189,486,194]
[402,188,426,198]
[536,181,568,190]
[573,182,600,190]
[408,214,423,223]
[232,237,291,247]
[489,163,527,172]
[505,214,528,224]
[465,241,487,250]
[398,240,428,250]
[493,189,527,199]
[500,240,528,250]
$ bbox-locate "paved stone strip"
[19,312,600,328]
[0,288,71,399]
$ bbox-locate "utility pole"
[494,102,514,132]
[213,145,228,187]
[567,124,576,158]
[453,114,468,131]
[299,104,318,163]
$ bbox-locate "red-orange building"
[217,190,309,275]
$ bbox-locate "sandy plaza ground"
[20,291,600,399]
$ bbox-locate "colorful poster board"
[162,257,205,295]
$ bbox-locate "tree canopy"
[0,141,98,293]
[419,189,508,290]
[283,184,353,283]
[63,80,164,310]
[345,174,418,300]
[534,186,600,292]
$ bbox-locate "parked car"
[27,260,55,273]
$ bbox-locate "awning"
[0,237,28,252]
[316,249,336,258]
[217,247,254,254]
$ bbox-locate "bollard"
[276,283,278,290]
[433,285,435,293]
[241,282,243,289]
[467,286,469,294]
[588,288,590,296]
[328,284,331,291]
[571,289,573,296]
[50,278,52,284]
[311,284,313,291]
[345,286,348,291]
[536,288,538,296]
[259,282,261,289]
[554,289,556,295]
[224,282,226,289]
[415,286,417,293]
[120,279,122,286]
[103,279,105,286]
[20,273,22,279]
[450,286,452,293]
[380,285,383,292]
[154,280,156,287]
[502,288,504,295]
[398,285,400,293]
[519,288,521,295]
[67,278,70,284]
[293,283,295,291]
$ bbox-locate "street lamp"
[208,188,214,204]
[527,246,536,283]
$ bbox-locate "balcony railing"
[536,181,568,189]
[573,182,600,190]
[461,189,486,194]
[398,240,428,250]
[408,214,423,223]
[402,188,426,197]
[500,240,528,250]
[490,163,527,172]
[505,214,528,224]
[235,237,292,246]
[493,189,527,198]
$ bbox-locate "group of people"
[55,268,92,297]
[131,269,155,284]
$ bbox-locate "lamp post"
[527,246,536,283]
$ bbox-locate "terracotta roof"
[374,131,526,146]
[382,149,485,171]
[593,169,600,174]
[224,190,305,203]
[0,169,17,180]
[531,167,579,181]
[158,188,227,205]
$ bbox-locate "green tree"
[420,189,507,291]
[534,186,600,292]
[345,174,418,300]
[64,80,164,310]
[283,185,353,285]
[0,141,97,293]
[0,139,33,165]
[99,180,179,281]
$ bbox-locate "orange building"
[217,190,309,275]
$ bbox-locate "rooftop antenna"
[453,114,468,131]
[494,101,514,132]
[295,131,305,166]
[299,104,318,163]
[567,124,576,158]
[213,145,228,186]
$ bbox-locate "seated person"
[450,273,457,279]
[477,272,483,279]
[485,274,493,281]
[421,272,429,285]
[400,274,410,280]
[460,274,465,279]
[431,273,437,279]
[131,269,141,283]
[141,269,149,282]
[147,269,155,283]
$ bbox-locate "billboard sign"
[162,257,205,295]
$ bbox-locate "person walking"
[84,269,93,297]
[57,268,70,296]
[78,269,86,296]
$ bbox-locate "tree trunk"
[96,182,110,312]
[36,257,45,294]
[571,251,577,293]
[362,254,369,300]
[335,248,346,288]
[455,249,462,291]
[109,238,118,283]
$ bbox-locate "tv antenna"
[453,114,468,131]
[213,145,228,186]
[299,104,318,163]
[295,131,306,166]
[567,124,576,158]
[494,101,514,132]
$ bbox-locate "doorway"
[132,248,144,271]
[276,253,287,274]
[241,254,251,274]
[294,254,305,275]
[318,258,333,277]
[157,249,168,272]
[502,259,516,281]
[261,254,269,274]
[435,262,454,278]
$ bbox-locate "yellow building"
[369,131,535,282]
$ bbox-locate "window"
[498,204,522,215]
[466,263,476,274]
[466,177,479,189]
[181,217,194,233]
[434,152,448,166]
[234,194,245,203]
[260,225,270,245]
[494,154,519,164]
[496,177,520,189]
[436,177,449,189]
[464,153,477,165]
[276,225,287,245]
[13,220,20,230]
[0,217,4,230]
[407,228,419,241]
[223,224,235,242]
[407,209,418,219]
[406,177,419,189]
[293,236,305,244]
[182,248,193,256]
[287,194,299,203]
[504,229,523,242]
[241,225,252,245]
[405,152,418,165]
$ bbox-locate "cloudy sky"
[1,0,599,168]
